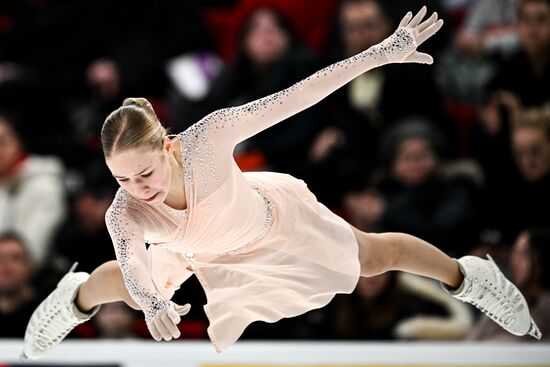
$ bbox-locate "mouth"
[144,192,159,202]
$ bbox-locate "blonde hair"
[512,107,550,140]
[101,97,166,158]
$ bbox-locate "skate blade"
[69,262,79,273]
[528,318,542,340]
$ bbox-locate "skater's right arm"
[105,191,189,341]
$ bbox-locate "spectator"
[307,0,446,206]
[0,116,66,268]
[455,0,520,56]
[53,176,115,274]
[333,271,472,340]
[478,107,550,242]
[204,6,323,174]
[344,120,478,256]
[0,232,41,338]
[92,302,143,339]
[471,0,550,173]
[467,228,550,341]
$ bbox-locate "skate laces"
[33,275,84,351]
[467,256,517,326]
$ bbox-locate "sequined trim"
[179,126,219,217]
[226,185,274,255]
[106,190,170,323]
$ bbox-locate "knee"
[97,261,141,311]
[97,260,123,281]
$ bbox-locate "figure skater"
[21,7,540,360]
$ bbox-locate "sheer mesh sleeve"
[105,190,170,322]
[180,29,416,203]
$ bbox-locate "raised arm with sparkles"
[181,8,443,203]
[200,7,443,149]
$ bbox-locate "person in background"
[0,115,66,268]
[204,6,323,174]
[478,107,550,242]
[0,232,41,338]
[91,302,142,339]
[333,271,472,340]
[471,0,550,197]
[307,0,446,206]
[344,120,478,256]
[454,0,520,56]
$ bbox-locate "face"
[512,126,550,182]
[244,8,289,65]
[0,239,32,293]
[94,302,136,338]
[517,1,550,56]
[0,119,22,175]
[340,0,391,56]
[106,139,173,206]
[356,272,392,298]
[510,232,532,287]
[392,137,437,185]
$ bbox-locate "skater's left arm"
[195,7,442,151]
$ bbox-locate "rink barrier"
[1,340,549,367]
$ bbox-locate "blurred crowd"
[1,0,549,343]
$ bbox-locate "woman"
[22,8,540,360]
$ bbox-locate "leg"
[75,260,140,312]
[351,226,463,288]
[352,226,541,339]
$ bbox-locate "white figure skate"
[21,263,100,360]
[443,255,541,339]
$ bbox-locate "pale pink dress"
[105,28,417,352]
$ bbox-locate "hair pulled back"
[101,97,166,159]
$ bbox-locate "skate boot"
[442,255,541,339]
[21,263,101,360]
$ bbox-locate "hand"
[309,127,345,162]
[380,6,444,65]
[146,302,191,341]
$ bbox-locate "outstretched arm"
[200,7,443,148]
[105,194,190,341]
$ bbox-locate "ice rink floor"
[1,340,549,367]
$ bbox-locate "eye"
[141,170,154,177]
[116,178,129,182]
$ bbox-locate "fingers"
[408,6,427,28]
[399,11,412,28]
[160,311,181,340]
[148,307,184,342]
[148,321,163,342]
[174,303,191,316]
[416,19,444,45]
[403,51,433,65]
[417,12,438,33]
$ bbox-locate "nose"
[128,180,150,197]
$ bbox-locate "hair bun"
[122,97,154,113]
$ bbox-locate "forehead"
[520,1,550,16]
[0,239,26,254]
[106,148,163,176]
[513,126,548,144]
[0,120,15,138]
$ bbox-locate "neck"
[163,149,186,210]
[0,152,28,179]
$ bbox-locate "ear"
[163,136,173,154]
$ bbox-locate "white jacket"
[0,156,66,267]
